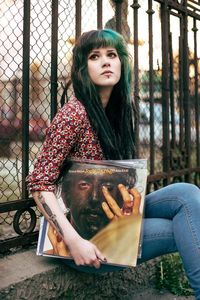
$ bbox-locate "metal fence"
[0,0,200,253]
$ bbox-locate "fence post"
[50,0,59,120]
[161,1,170,185]
[22,0,31,198]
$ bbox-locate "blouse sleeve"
[26,101,86,192]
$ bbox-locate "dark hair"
[71,29,135,159]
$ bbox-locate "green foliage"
[155,253,194,296]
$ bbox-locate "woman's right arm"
[32,190,105,268]
[28,102,105,267]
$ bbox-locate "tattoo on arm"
[38,192,64,238]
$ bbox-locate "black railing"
[1,0,200,253]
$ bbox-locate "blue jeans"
[63,183,200,299]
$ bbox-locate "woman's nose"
[103,63,110,68]
[102,57,110,67]
[102,62,110,67]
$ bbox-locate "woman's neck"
[98,87,113,108]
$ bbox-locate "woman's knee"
[146,182,200,213]
[171,182,199,196]
[169,182,200,208]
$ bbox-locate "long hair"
[71,29,135,159]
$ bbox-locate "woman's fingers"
[102,186,122,217]
[91,246,106,269]
[70,237,106,269]
[92,258,101,269]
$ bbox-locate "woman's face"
[87,47,121,89]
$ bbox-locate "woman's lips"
[101,71,113,75]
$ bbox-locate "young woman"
[27,29,200,298]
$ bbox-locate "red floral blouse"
[27,98,104,192]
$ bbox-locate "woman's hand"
[34,191,106,268]
[101,184,141,220]
[68,236,106,268]
[48,223,106,268]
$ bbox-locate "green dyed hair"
[71,29,135,159]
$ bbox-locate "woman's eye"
[88,54,98,60]
[108,52,117,58]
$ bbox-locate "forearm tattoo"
[38,192,64,238]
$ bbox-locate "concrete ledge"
[0,248,159,300]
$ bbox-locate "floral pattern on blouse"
[27,98,104,192]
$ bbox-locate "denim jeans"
[63,183,200,299]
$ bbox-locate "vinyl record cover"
[37,159,148,267]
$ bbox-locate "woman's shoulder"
[48,97,88,131]
[61,97,86,116]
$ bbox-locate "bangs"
[81,29,124,55]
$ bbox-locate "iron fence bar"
[131,0,140,157]
[156,0,200,19]
[170,10,182,18]
[147,166,200,183]
[183,9,200,19]
[182,0,191,182]
[115,1,122,33]
[97,0,103,29]
[0,232,38,254]
[189,0,200,4]
[75,0,82,39]
[188,2,200,12]
[168,0,187,12]
[147,0,155,175]
[21,0,31,199]
[50,0,58,120]
[179,29,184,149]
[161,1,170,182]
[0,199,35,213]
[169,32,176,149]
[192,18,200,165]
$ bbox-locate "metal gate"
[0,0,200,252]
